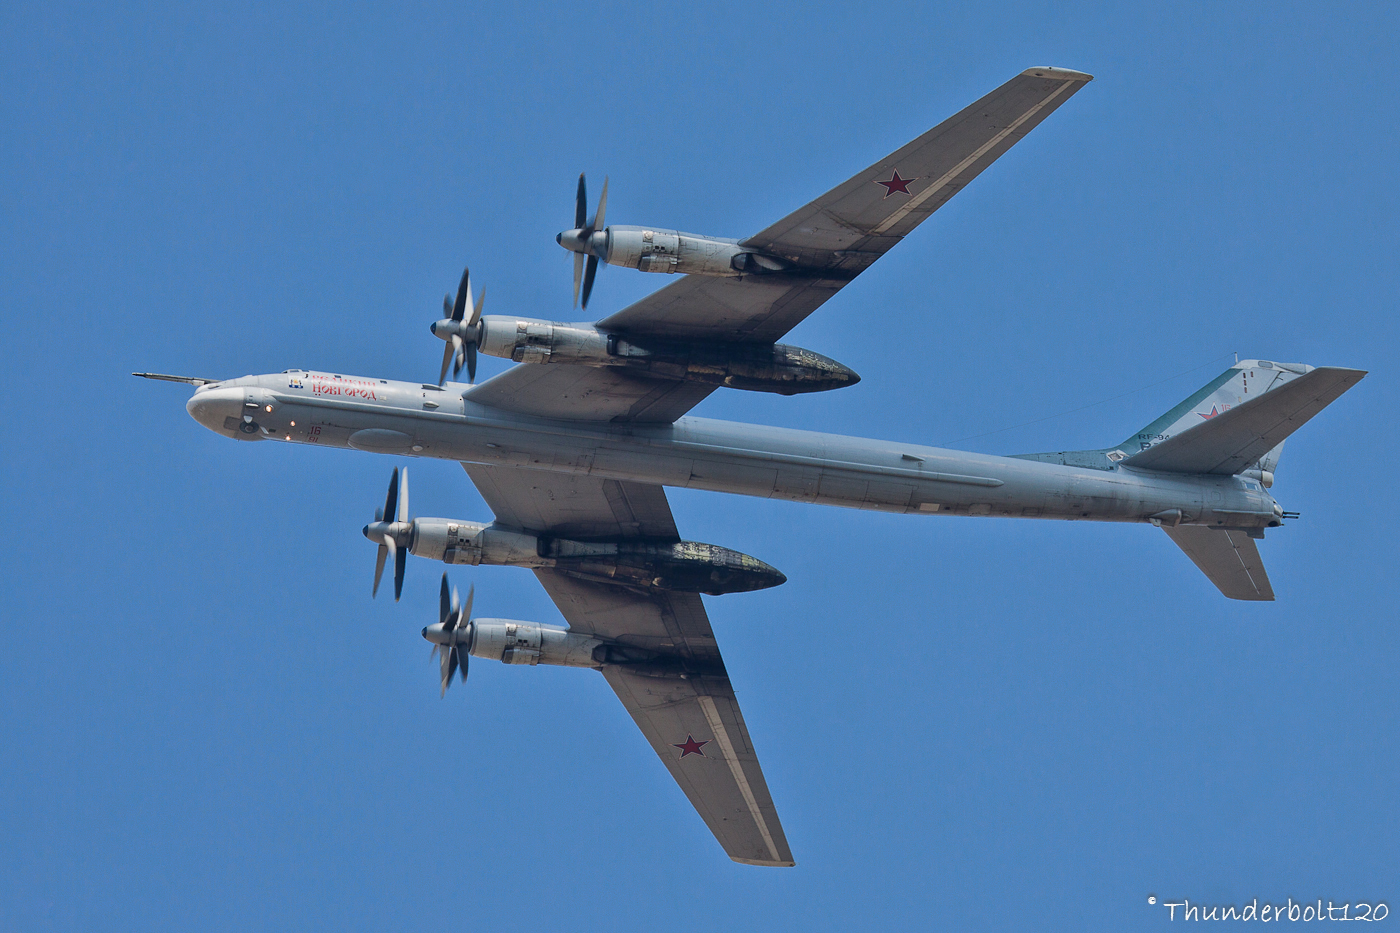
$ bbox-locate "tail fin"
[1119,361,1365,475]
[1012,359,1365,476]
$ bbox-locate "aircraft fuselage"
[187,371,1280,530]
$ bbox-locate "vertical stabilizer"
[1118,360,1315,462]
[1121,365,1365,475]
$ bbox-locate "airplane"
[136,67,1365,867]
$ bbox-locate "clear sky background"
[3,2,1397,930]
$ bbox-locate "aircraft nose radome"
[185,386,243,434]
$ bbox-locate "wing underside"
[462,69,1091,421]
[463,361,717,423]
[604,666,794,866]
[597,67,1092,343]
[459,462,791,863]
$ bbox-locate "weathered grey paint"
[187,371,1282,531]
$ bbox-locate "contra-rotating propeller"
[424,572,474,696]
[429,266,485,384]
[362,466,411,600]
[555,173,609,309]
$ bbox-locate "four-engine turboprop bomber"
[138,67,1366,868]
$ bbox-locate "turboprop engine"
[555,173,787,308]
[364,470,786,596]
[473,315,859,395]
[422,573,605,695]
[567,225,785,278]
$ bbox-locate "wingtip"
[730,856,797,867]
[1021,66,1094,82]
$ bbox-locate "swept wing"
[465,67,1092,422]
[461,463,793,865]
[599,67,1093,342]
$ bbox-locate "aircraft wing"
[459,463,793,864]
[463,361,716,423]
[463,67,1092,421]
[596,67,1093,344]
[602,665,794,866]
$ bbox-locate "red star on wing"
[672,734,709,758]
[1197,405,1225,419]
[875,170,915,198]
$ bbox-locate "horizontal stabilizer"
[1122,367,1366,475]
[1162,526,1274,601]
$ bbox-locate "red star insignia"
[875,170,915,198]
[672,734,709,758]
[1197,405,1226,420]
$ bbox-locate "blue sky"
[3,2,1397,930]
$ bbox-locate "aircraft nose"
[186,386,244,435]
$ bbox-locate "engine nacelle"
[410,519,546,567]
[468,620,602,668]
[542,538,786,595]
[478,316,611,365]
[475,316,859,395]
[408,520,785,595]
[603,226,783,277]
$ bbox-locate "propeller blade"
[373,543,388,597]
[443,294,452,318]
[439,340,453,386]
[572,252,584,308]
[441,646,458,696]
[452,267,470,322]
[383,468,399,527]
[581,255,599,309]
[439,573,450,626]
[468,285,485,327]
[465,343,477,383]
[593,176,608,231]
[394,542,407,601]
[397,467,409,524]
[459,649,468,683]
[451,334,464,379]
[575,173,587,230]
[462,583,474,624]
[447,586,460,632]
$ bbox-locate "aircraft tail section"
[1010,358,1365,602]
[1119,363,1366,475]
[1161,525,1274,601]
[1011,360,1365,477]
